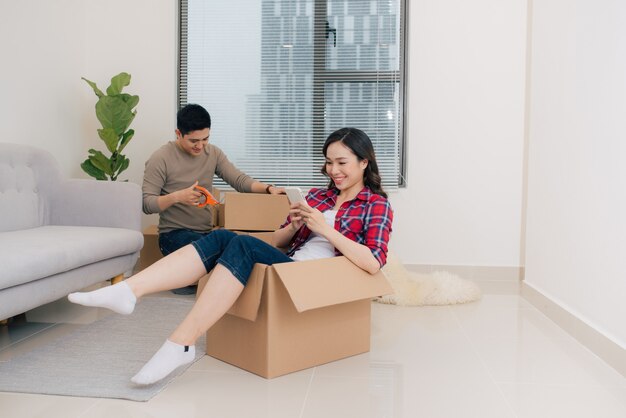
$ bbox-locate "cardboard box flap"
[226,263,267,321]
[272,256,393,313]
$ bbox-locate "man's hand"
[269,185,286,195]
[174,181,203,206]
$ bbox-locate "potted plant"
[81,72,139,181]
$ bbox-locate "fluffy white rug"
[376,253,482,306]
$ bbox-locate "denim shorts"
[158,229,212,256]
[191,229,293,286]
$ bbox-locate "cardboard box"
[198,256,392,379]
[137,225,162,271]
[218,192,290,231]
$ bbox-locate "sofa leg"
[111,274,124,285]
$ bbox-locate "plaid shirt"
[282,186,393,267]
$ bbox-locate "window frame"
[177,0,408,188]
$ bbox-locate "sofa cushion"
[0,226,144,290]
[0,143,62,232]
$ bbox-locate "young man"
[142,104,283,294]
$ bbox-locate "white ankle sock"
[131,340,195,385]
[68,281,137,315]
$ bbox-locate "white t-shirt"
[290,210,337,261]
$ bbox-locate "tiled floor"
[1,281,625,418]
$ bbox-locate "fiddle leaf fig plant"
[81,72,139,181]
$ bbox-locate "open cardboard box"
[198,254,392,379]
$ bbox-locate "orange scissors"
[194,185,219,207]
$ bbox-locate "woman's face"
[325,141,368,194]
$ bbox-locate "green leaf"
[111,155,130,181]
[119,94,140,110]
[87,149,113,175]
[106,72,131,96]
[118,129,135,153]
[95,96,134,135]
[97,128,120,153]
[118,155,130,175]
[113,154,129,172]
[82,72,138,181]
[111,153,121,171]
[81,77,104,98]
[81,159,108,180]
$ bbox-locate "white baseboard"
[522,281,626,378]
[404,264,523,282]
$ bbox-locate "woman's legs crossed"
[131,264,245,385]
[216,234,294,285]
[131,235,292,385]
[159,229,212,295]
[167,234,292,345]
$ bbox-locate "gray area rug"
[0,297,205,402]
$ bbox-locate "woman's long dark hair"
[321,128,387,198]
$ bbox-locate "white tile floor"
[1,281,625,418]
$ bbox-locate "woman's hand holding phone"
[298,204,327,234]
[286,187,307,231]
[284,187,305,204]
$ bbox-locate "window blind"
[179,0,406,190]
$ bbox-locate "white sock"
[68,281,137,315]
[131,340,195,385]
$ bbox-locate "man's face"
[176,128,210,156]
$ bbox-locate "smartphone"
[284,187,305,204]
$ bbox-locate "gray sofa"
[0,143,143,320]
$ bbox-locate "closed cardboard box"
[198,256,392,378]
[137,225,162,271]
[218,192,290,231]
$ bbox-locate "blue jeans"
[158,229,211,256]
[191,229,293,286]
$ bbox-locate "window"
[179,0,406,189]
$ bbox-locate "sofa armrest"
[48,179,142,231]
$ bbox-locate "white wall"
[524,0,626,348]
[0,0,176,227]
[0,0,87,176]
[389,0,528,266]
[82,0,178,188]
[0,0,528,269]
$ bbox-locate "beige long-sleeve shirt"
[142,141,254,233]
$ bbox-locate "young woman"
[68,127,393,385]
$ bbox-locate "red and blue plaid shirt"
[282,186,393,267]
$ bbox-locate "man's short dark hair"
[177,104,211,135]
